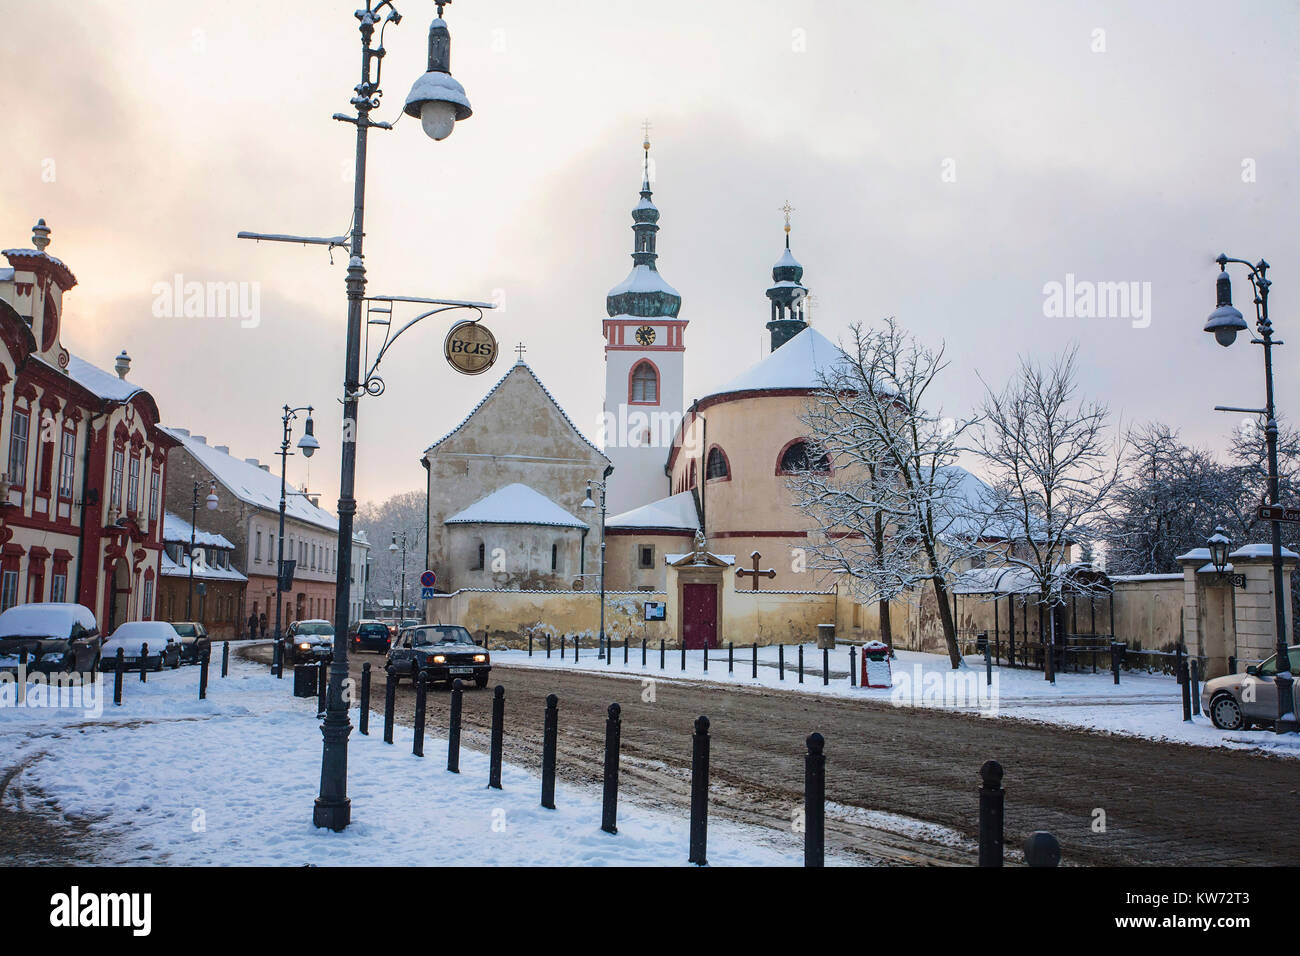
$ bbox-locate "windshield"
[358,624,388,636]
[1257,647,1300,676]
[295,622,334,636]
[409,626,475,647]
[172,624,198,637]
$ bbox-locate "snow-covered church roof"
[708,326,846,399]
[445,483,588,530]
[607,491,700,532]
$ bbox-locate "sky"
[2,0,1296,508]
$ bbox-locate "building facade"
[158,511,248,638]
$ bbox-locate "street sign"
[644,601,665,621]
[444,320,497,375]
[421,586,436,600]
[277,559,296,591]
[1257,504,1300,523]
[420,570,437,588]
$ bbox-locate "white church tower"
[602,134,687,515]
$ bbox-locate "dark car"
[348,619,392,653]
[285,619,335,665]
[169,621,211,665]
[0,603,102,673]
[101,621,183,671]
[386,625,490,687]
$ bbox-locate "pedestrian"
[258,612,268,638]
[248,611,258,639]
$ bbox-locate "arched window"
[777,439,830,474]
[706,446,730,481]
[629,360,659,404]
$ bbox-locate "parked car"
[400,618,422,630]
[169,621,211,665]
[101,621,182,671]
[1202,645,1300,731]
[285,619,335,665]
[348,619,392,653]
[386,625,490,687]
[0,603,101,673]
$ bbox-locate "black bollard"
[1023,831,1061,867]
[681,641,686,672]
[623,638,628,666]
[528,634,533,657]
[779,645,785,681]
[546,634,551,659]
[221,640,229,678]
[199,648,210,700]
[383,670,396,744]
[1190,658,1201,716]
[601,702,621,834]
[728,642,733,675]
[660,639,665,669]
[114,647,125,705]
[703,642,708,673]
[140,643,148,683]
[541,693,558,809]
[985,640,993,687]
[412,671,428,757]
[804,733,825,867]
[822,647,829,686]
[689,715,710,865]
[752,643,758,680]
[1110,641,1121,685]
[1179,656,1192,722]
[447,678,464,773]
[359,663,371,736]
[489,685,505,789]
[798,645,804,684]
[641,638,647,667]
[561,634,566,660]
[978,759,1005,867]
[574,634,580,663]
[850,646,857,687]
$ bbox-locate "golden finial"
[641,118,652,153]
[781,200,794,234]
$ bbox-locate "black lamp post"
[1205,255,1294,733]
[581,480,608,656]
[1207,525,1231,575]
[186,480,219,619]
[389,530,410,621]
[272,405,320,678]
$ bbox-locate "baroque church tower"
[765,202,809,351]
[602,133,687,515]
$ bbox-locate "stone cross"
[736,550,776,590]
[514,342,527,361]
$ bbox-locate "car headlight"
[473,654,487,663]
[431,655,446,664]
[298,642,311,650]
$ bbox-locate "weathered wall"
[721,588,836,646]
[446,523,587,591]
[605,531,694,592]
[425,588,671,647]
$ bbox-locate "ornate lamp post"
[1205,255,1294,733]
[581,480,608,657]
[1207,525,1231,575]
[186,480,219,619]
[389,530,411,621]
[272,405,320,678]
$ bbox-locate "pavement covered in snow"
[0,659,813,866]
[492,641,1300,757]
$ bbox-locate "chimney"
[192,435,207,445]
[244,458,260,467]
[215,445,230,455]
[258,464,270,472]
[172,428,191,437]
[114,349,131,380]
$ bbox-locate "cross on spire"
[514,342,527,362]
[736,550,776,591]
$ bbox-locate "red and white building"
[0,219,174,630]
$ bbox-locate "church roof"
[606,491,700,532]
[445,483,588,529]
[708,326,846,399]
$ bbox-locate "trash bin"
[293,664,318,698]
[860,640,892,688]
[816,623,836,650]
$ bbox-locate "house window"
[255,531,263,562]
[706,446,730,480]
[638,544,655,569]
[149,469,160,522]
[142,578,154,621]
[58,429,76,499]
[8,406,29,489]
[0,570,18,611]
[778,439,830,474]
[472,541,485,570]
[127,453,140,515]
[50,572,67,603]
[110,448,124,511]
[629,361,658,404]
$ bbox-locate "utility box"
[860,640,892,688]
[293,664,318,698]
[816,623,836,650]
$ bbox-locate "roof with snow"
[161,427,339,532]
[607,264,680,300]
[607,491,700,532]
[162,511,235,550]
[708,326,846,399]
[63,354,143,403]
[160,550,249,582]
[445,483,588,530]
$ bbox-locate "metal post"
[1023,831,1061,867]
[703,642,708,673]
[447,678,463,773]
[659,639,665,669]
[623,637,628,666]
[317,660,327,717]
[804,733,825,867]
[546,634,551,658]
[528,634,533,657]
[199,648,210,700]
[359,662,371,736]
[752,643,758,680]
[601,703,621,834]
[1190,658,1202,716]
[728,642,733,675]
[1179,654,1192,722]
[681,640,686,672]
[541,693,558,809]
[822,647,829,686]
[114,647,124,705]
[413,671,427,757]
[641,638,646,667]
[221,640,229,678]
[688,715,710,865]
[978,759,1004,867]
[798,645,804,684]
[779,644,785,681]
[140,643,148,683]
[574,634,579,663]
[383,670,395,744]
[849,646,857,687]
[561,634,565,659]
[489,685,504,789]
[984,638,993,687]
[1111,641,1121,685]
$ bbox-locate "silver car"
[1201,645,1300,731]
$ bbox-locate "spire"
[605,124,681,318]
[765,200,809,351]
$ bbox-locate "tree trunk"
[931,575,961,668]
[878,597,893,656]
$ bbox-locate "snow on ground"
[0,659,814,866]
[493,641,1300,757]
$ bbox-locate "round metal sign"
[420,570,437,589]
[444,320,497,375]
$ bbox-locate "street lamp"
[389,530,411,622]
[186,480,219,620]
[272,405,320,679]
[1208,525,1231,575]
[1205,254,1293,734]
[581,479,608,660]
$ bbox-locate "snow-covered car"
[386,625,490,687]
[1202,645,1300,731]
[169,621,211,665]
[101,621,182,671]
[0,603,101,673]
[285,619,334,665]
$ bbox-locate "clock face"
[635,325,656,346]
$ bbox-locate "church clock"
[635,325,656,346]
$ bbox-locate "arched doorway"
[108,559,131,632]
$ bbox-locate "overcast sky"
[2,0,1296,507]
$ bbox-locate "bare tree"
[975,347,1121,681]
[355,490,426,611]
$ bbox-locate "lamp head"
[403,15,472,141]
[1205,267,1247,347]
[1207,524,1231,573]
[389,533,399,553]
[205,481,219,511]
[297,415,320,458]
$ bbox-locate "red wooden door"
[682,583,717,650]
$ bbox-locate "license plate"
[449,667,473,675]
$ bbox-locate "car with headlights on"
[386,625,489,687]
[101,621,182,671]
[168,621,211,665]
[285,619,335,665]
[0,603,101,674]
[1202,645,1300,731]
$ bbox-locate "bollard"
[114,647,125,705]
[601,702,621,834]
[541,693,558,809]
[1190,659,1201,716]
[728,642,733,675]
[660,639,665,669]
[1023,831,1061,867]
[271,639,280,679]
[1175,643,1186,685]
[561,634,566,660]
[681,641,686,672]
[623,638,628,666]
[359,663,371,736]
[575,634,580,663]
[412,671,428,757]
[779,645,785,681]
[752,643,758,680]
[798,645,804,684]
[822,647,829,686]
[489,685,505,789]
[1179,656,1192,722]
[221,640,229,678]
[199,648,210,700]
[383,670,396,744]
[317,661,327,716]
[642,638,647,667]
[804,733,825,867]
[1110,641,1121,685]
[546,634,551,659]
[140,643,148,683]
[985,640,993,687]
[978,759,1005,867]
[689,715,710,865]
[447,678,464,773]
[703,642,708,673]
[529,634,533,657]
[850,646,857,687]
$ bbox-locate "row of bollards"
[109,642,223,708]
